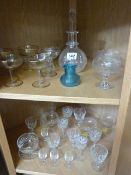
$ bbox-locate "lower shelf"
[6,124,109,175]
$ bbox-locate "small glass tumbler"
[64,150,74,168]
[50,149,59,166]
[25,117,37,132]
[38,147,48,163]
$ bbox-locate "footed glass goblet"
[92,49,122,90]
[41,47,61,77]
[88,127,102,144]
[90,144,108,171]
[47,132,60,151]
[41,127,49,141]
[25,117,37,132]
[62,106,73,119]
[75,136,88,160]
[57,118,68,138]
[74,107,86,127]
[18,44,39,70]
[1,54,23,87]
[28,53,50,88]
[66,127,80,147]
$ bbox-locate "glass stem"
[61,128,65,137]
[38,69,42,85]
[102,75,109,84]
[9,69,14,83]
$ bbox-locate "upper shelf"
[0,66,122,105]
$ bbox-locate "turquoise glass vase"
[60,64,80,87]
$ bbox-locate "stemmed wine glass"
[1,53,23,87]
[75,135,88,160]
[88,127,102,144]
[25,117,37,132]
[41,127,49,141]
[46,103,59,128]
[90,144,108,171]
[62,106,73,119]
[41,47,61,77]
[64,150,74,168]
[92,49,122,90]
[18,44,39,70]
[47,132,60,151]
[74,107,86,127]
[66,127,80,147]
[57,118,68,138]
[28,53,50,88]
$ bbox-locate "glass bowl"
[17,133,39,159]
[18,44,39,57]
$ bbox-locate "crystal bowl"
[17,133,39,159]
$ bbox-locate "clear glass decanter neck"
[66,31,79,48]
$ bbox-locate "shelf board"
[6,124,108,175]
[0,66,122,105]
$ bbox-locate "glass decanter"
[59,31,87,72]
[92,49,122,90]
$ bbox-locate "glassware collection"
[17,104,116,172]
[0,46,123,89]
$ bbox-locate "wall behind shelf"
[77,0,131,59]
[0,0,68,48]
[0,0,130,60]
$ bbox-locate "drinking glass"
[41,47,61,77]
[18,44,39,70]
[88,127,102,144]
[38,147,48,163]
[64,151,74,168]
[41,127,49,141]
[28,53,50,88]
[92,49,122,90]
[1,54,23,87]
[100,113,116,129]
[57,118,68,138]
[75,136,88,160]
[25,117,37,132]
[50,149,59,166]
[66,127,80,147]
[62,106,73,119]
[46,103,59,128]
[47,132,60,151]
[90,144,108,171]
[81,117,97,132]
[74,107,86,127]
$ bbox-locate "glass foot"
[32,80,50,88]
[96,81,113,90]
[91,161,104,172]
[6,80,23,87]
